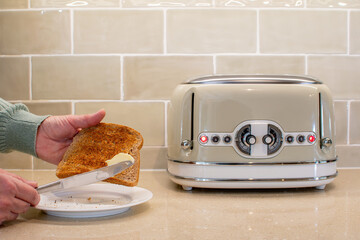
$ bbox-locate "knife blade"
[36,160,134,194]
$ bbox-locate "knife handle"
[36,181,62,194]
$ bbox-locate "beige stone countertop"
[0,169,359,240]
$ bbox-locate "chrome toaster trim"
[185,75,322,85]
[168,158,337,166]
[167,158,338,189]
[168,171,338,183]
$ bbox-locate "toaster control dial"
[297,135,305,143]
[263,134,273,145]
[286,135,294,143]
[223,135,232,144]
[211,135,220,144]
[246,135,256,145]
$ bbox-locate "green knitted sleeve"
[0,98,49,157]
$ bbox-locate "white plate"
[36,183,153,218]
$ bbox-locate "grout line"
[7,169,171,172]
[70,9,74,54]
[337,167,360,170]
[120,55,124,101]
[347,100,351,145]
[31,156,34,170]
[12,99,357,103]
[304,55,308,74]
[2,53,359,58]
[347,10,351,55]
[29,57,32,100]
[319,144,360,146]
[12,99,170,103]
[140,169,167,172]
[1,7,359,11]
[163,9,167,54]
[256,9,260,54]
[8,167,360,172]
[71,101,75,115]
[6,169,56,172]
[164,101,168,147]
[142,145,167,148]
[28,0,31,8]
[336,144,360,146]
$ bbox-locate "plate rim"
[35,183,153,213]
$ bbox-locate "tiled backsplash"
[0,0,359,170]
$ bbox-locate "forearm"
[0,98,49,157]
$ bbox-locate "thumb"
[68,109,106,129]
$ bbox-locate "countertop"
[1,169,359,240]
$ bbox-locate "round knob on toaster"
[321,138,332,148]
[181,140,192,150]
[246,135,256,145]
[263,134,273,145]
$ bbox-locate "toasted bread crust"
[56,123,143,187]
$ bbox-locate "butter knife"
[36,160,134,194]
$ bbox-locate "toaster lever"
[181,140,193,150]
[321,138,332,148]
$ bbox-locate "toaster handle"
[321,138,333,148]
[181,140,193,150]
[319,92,324,149]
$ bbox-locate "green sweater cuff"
[0,102,49,157]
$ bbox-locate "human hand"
[0,169,39,225]
[36,109,106,165]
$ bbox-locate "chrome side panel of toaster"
[167,75,337,190]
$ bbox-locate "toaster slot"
[190,93,195,150]
[319,93,323,148]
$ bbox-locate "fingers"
[0,189,31,224]
[68,109,106,130]
[10,198,31,214]
[36,109,106,166]
[0,172,40,224]
[0,211,18,225]
[0,173,40,217]
[13,179,40,207]
[8,212,19,221]
[0,169,38,189]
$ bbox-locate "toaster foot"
[182,185,193,191]
[315,184,326,190]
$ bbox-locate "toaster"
[167,75,337,190]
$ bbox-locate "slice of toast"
[56,123,143,187]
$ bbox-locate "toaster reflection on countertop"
[167,75,337,191]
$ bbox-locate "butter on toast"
[56,123,143,187]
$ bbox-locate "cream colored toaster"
[167,75,337,190]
